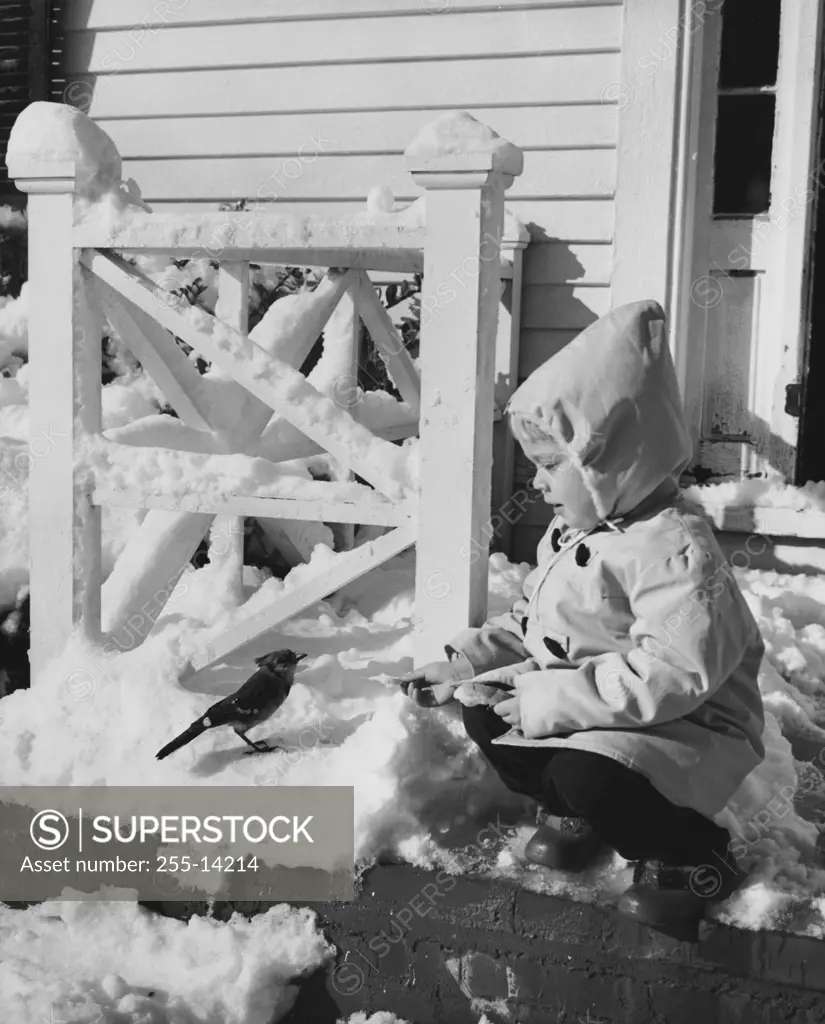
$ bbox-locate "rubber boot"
[524,814,613,872]
[617,851,747,941]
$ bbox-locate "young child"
[400,300,766,933]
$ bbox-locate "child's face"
[521,439,601,529]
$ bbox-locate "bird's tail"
[156,720,207,761]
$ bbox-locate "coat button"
[575,543,590,566]
[543,636,569,661]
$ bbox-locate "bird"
[156,649,306,760]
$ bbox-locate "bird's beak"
[295,653,308,663]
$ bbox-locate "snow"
[341,1016,414,1024]
[338,1016,493,1024]
[99,381,159,431]
[5,101,150,231]
[105,416,226,455]
[165,305,415,501]
[81,434,401,506]
[255,389,418,466]
[686,476,825,514]
[5,102,122,202]
[366,185,397,214]
[0,899,332,1024]
[65,108,528,249]
[404,110,524,178]
[1,537,824,933]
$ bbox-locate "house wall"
[63,0,625,564]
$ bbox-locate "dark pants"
[463,704,732,865]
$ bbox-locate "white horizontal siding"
[67,7,622,71]
[519,328,582,375]
[71,53,621,117]
[522,243,611,284]
[66,0,622,30]
[522,284,611,329]
[65,0,625,559]
[125,151,616,203]
[96,106,617,158]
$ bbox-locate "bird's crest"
[254,649,307,670]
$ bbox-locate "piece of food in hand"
[393,659,466,707]
[404,679,460,707]
[453,667,518,707]
[454,680,514,707]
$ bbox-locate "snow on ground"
[1,542,825,935]
[0,899,332,1024]
[685,476,825,515]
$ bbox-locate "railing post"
[492,235,527,558]
[328,284,362,553]
[215,261,250,602]
[405,112,523,665]
[7,105,106,681]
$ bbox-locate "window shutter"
[0,0,52,202]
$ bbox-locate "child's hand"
[396,661,463,707]
[454,681,513,707]
[494,693,522,728]
[473,659,540,686]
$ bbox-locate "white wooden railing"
[7,102,525,682]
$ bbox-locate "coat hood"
[507,300,693,521]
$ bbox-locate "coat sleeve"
[445,595,532,677]
[446,593,536,671]
[443,522,558,676]
[514,539,762,739]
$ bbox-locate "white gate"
[7,103,525,682]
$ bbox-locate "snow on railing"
[6,101,525,682]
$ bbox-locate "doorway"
[682,0,824,484]
[797,44,825,485]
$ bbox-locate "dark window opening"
[713,0,781,216]
[719,0,782,89]
[713,94,776,215]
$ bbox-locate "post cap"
[6,101,122,198]
[404,110,524,178]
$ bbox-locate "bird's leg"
[237,731,281,755]
[238,732,268,753]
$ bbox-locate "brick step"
[145,864,825,1024]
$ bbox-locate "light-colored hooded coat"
[447,300,766,819]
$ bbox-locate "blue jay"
[156,649,306,760]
